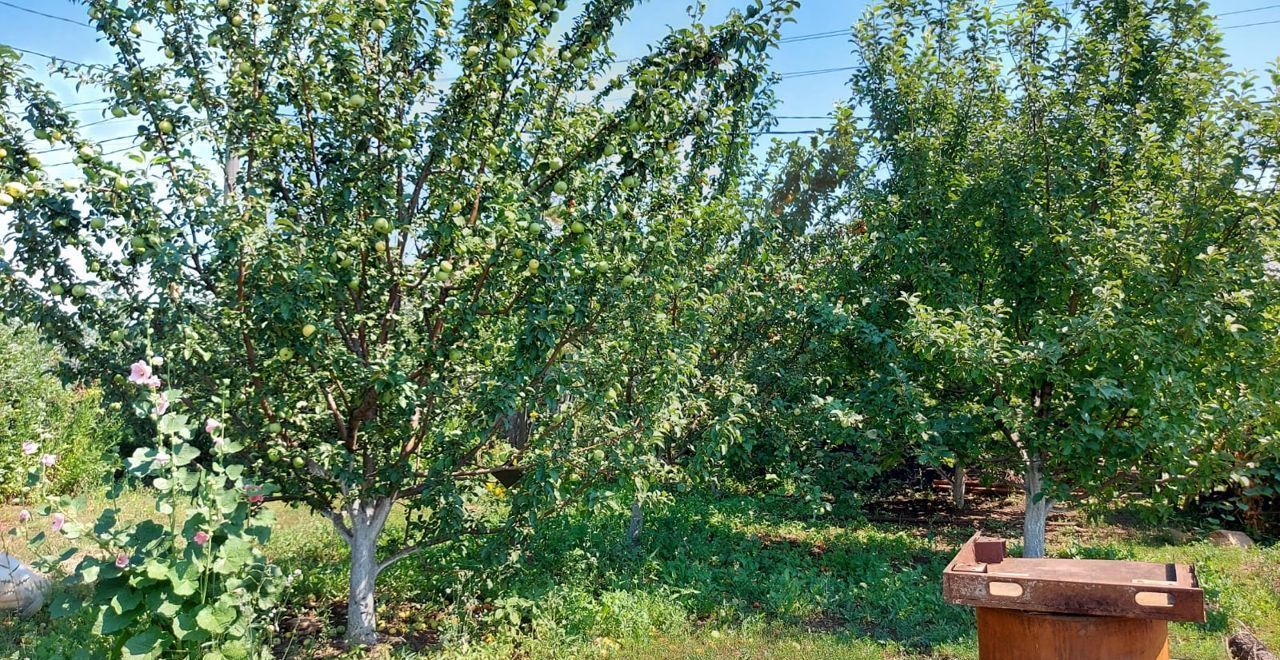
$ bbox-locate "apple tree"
[753,0,1280,555]
[0,0,797,643]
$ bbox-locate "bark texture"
[1022,457,1050,558]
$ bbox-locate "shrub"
[0,322,121,499]
[16,360,286,659]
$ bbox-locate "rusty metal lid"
[942,533,1206,622]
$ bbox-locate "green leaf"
[172,611,208,642]
[93,604,138,635]
[121,626,163,659]
[48,590,83,619]
[195,603,237,634]
[111,586,142,615]
[144,559,169,581]
[172,442,201,467]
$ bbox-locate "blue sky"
[2,0,1278,153]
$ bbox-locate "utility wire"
[4,45,96,68]
[0,0,159,43]
[0,0,87,28]
[779,66,857,80]
[1222,18,1280,29]
[1218,3,1280,17]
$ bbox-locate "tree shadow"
[486,492,978,653]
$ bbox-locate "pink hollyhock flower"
[21,441,38,455]
[154,452,170,465]
[40,453,57,468]
[244,485,265,504]
[155,392,170,416]
[193,531,210,546]
[51,513,65,532]
[115,553,129,568]
[18,510,30,523]
[205,418,221,434]
[128,361,161,388]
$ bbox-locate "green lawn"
[2,490,1276,658]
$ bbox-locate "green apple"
[238,61,253,75]
[373,218,391,233]
[230,13,243,26]
[466,45,481,58]
[90,218,106,230]
[292,456,305,468]
[302,323,316,338]
[621,175,638,189]
[527,258,540,274]
[114,176,129,191]
[0,192,12,207]
[374,241,386,253]
[268,448,282,462]
[3,181,26,198]
[553,180,568,194]
[26,154,40,168]
[268,422,283,434]
[504,46,519,58]
[110,329,125,342]
[398,137,412,149]
[0,147,6,158]
[438,260,454,273]
[563,303,575,315]
[50,283,64,295]
[71,284,87,297]
[570,220,585,234]
[370,18,386,31]
[448,348,463,362]
[277,347,294,361]
[158,119,174,134]
[111,106,126,118]
[347,94,366,108]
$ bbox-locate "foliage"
[0,0,800,643]
[747,0,1280,554]
[6,489,1278,659]
[0,322,122,498]
[13,366,286,659]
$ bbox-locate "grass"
[2,488,1277,659]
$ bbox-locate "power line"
[45,142,137,168]
[63,97,112,108]
[4,45,95,68]
[1222,18,1280,29]
[0,0,158,43]
[33,132,138,155]
[0,0,89,29]
[779,66,856,80]
[1218,3,1280,17]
